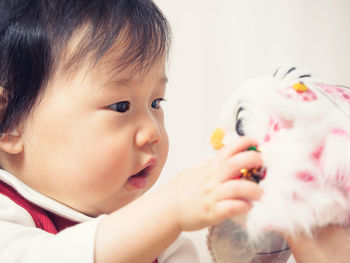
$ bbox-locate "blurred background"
[152,0,350,262]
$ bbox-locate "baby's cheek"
[78,145,129,187]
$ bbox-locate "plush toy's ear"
[0,87,24,155]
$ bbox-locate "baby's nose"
[135,115,161,147]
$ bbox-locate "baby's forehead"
[92,53,167,87]
[55,26,167,86]
[51,53,167,97]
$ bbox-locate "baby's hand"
[95,137,263,263]
[286,225,350,263]
[166,137,263,231]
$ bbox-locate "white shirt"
[0,169,199,263]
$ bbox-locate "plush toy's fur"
[214,64,350,240]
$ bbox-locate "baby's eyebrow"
[110,77,134,87]
[103,76,168,89]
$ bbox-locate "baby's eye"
[109,101,130,113]
[151,98,165,109]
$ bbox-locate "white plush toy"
[207,64,350,263]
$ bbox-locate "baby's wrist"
[155,182,183,233]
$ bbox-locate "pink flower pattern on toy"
[264,116,294,143]
[296,171,315,183]
[279,84,317,102]
[311,145,324,162]
[316,83,350,104]
[331,128,350,138]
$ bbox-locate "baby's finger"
[220,137,258,158]
[213,199,253,223]
[221,151,263,181]
[214,180,263,202]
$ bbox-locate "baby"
[0,1,263,262]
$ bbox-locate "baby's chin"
[80,192,150,217]
[69,174,160,217]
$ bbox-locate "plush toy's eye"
[235,105,245,136]
[235,118,245,136]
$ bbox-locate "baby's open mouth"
[127,167,151,189]
[130,168,150,178]
[127,157,158,188]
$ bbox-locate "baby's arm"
[0,194,100,262]
[95,137,263,263]
[287,225,350,263]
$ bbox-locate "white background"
[153,1,350,262]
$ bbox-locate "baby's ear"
[0,86,24,155]
[0,130,24,154]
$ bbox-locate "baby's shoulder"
[0,193,35,227]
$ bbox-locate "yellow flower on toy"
[210,128,225,150]
[292,82,308,93]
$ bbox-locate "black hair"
[0,0,171,135]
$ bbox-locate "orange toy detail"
[210,128,225,150]
[292,82,308,93]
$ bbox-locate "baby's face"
[18,57,169,216]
